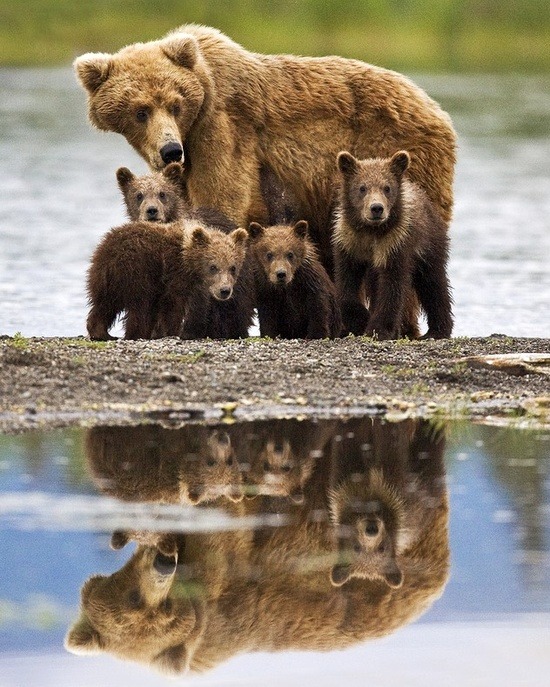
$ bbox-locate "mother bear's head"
[74,33,210,171]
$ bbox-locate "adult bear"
[74,25,456,271]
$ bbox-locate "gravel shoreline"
[0,334,548,434]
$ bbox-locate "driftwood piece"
[459,353,550,377]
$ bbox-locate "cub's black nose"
[146,206,159,219]
[276,270,287,282]
[219,287,232,299]
[160,142,183,164]
[370,203,384,219]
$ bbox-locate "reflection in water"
[66,417,450,676]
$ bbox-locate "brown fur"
[74,25,456,273]
[86,217,253,340]
[86,424,244,505]
[116,162,186,223]
[248,221,342,339]
[334,150,454,339]
[328,418,449,591]
[67,417,449,676]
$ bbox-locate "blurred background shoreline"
[1,0,549,72]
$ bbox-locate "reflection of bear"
[86,219,252,340]
[334,150,453,339]
[116,162,186,223]
[247,221,342,339]
[230,418,336,502]
[86,424,244,505]
[68,417,449,676]
[328,418,449,590]
[74,25,456,272]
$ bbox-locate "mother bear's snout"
[160,141,183,164]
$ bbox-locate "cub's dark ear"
[247,222,265,240]
[190,226,210,248]
[390,151,410,178]
[330,564,352,587]
[293,220,308,240]
[153,643,189,675]
[162,162,184,186]
[383,560,404,588]
[64,615,102,655]
[162,35,199,69]
[110,530,130,550]
[337,151,359,175]
[231,228,248,246]
[187,485,205,504]
[116,167,135,192]
[74,53,113,94]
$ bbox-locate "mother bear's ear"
[74,53,114,94]
[162,34,199,69]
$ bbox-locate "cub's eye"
[206,458,216,467]
[136,192,144,202]
[266,252,274,262]
[128,590,142,608]
[263,461,271,472]
[281,464,292,473]
[159,191,166,200]
[286,252,294,261]
[229,265,237,275]
[359,185,367,194]
[136,109,148,123]
[172,104,181,117]
[353,543,362,554]
[209,264,218,273]
[383,185,391,195]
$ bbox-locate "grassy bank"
[1,0,549,71]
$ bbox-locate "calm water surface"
[0,69,549,338]
[0,417,549,685]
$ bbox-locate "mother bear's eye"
[135,108,148,123]
[266,252,274,262]
[171,104,181,117]
[136,192,144,202]
[209,264,218,273]
[359,184,367,194]
[286,252,294,260]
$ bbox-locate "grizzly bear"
[328,418,449,590]
[247,221,342,339]
[333,150,454,339]
[229,418,336,502]
[86,424,244,505]
[116,161,186,223]
[74,25,456,272]
[67,416,450,676]
[86,217,253,340]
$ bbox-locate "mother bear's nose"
[160,141,183,164]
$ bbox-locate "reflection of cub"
[86,424,244,505]
[231,419,335,502]
[328,418,448,589]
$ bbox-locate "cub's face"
[186,226,248,301]
[65,546,204,675]
[329,471,404,588]
[116,162,185,223]
[337,150,410,227]
[247,221,308,287]
[181,429,244,504]
[74,35,205,170]
[244,436,308,502]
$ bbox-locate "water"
[0,417,549,685]
[0,69,549,338]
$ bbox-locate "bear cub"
[333,150,453,340]
[247,220,342,339]
[86,219,253,340]
[116,162,186,223]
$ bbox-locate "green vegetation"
[1,0,549,71]
[8,332,29,350]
